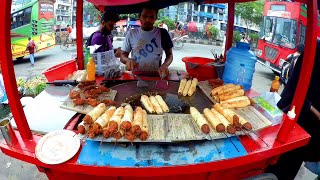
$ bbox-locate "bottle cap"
[287,106,296,119]
[275,76,280,80]
[240,64,244,67]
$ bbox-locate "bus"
[11,0,55,60]
[256,1,320,74]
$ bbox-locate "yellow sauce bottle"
[270,76,280,92]
[86,57,96,81]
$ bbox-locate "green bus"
[11,0,55,60]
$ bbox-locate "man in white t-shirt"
[120,6,173,76]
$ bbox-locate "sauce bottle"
[270,76,280,92]
[86,57,96,81]
[276,106,296,143]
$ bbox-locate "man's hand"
[125,59,138,71]
[115,47,121,58]
[310,106,320,120]
[159,64,169,77]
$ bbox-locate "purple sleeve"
[91,32,106,52]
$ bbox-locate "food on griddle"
[237,114,253,131]
[213,103,240,128]
[87,98,99,107]
[208,78,224,88]
[149,96,163,114]
[120,104,133,130]
[77,121,89,134]
[112,129,125,140]
[88,88,103,95]
[101,99,117,106]
[73,98,87,106]
[178,79,187,95]
[211,84,237,96]
[182,79,192,96]
[203,108,225,133]
[102,127,111,139]
[81,84,98,91]
[140,95,155,113]
[131,106,143,135]
[155,95,169,113]
[190,107,210,134]
[213,89,245,102]
[77,81,96,89]
[220,96,251,108]
[97,85,110,93]
[139,110,149,141]
[83,103,107,124]
[216,84,242,95]
[69,90,81,99]
[187,78,198,96]
[93,106,116,134]
[210,108,236,134]
[108,107,125,134]
[125,131,136,142]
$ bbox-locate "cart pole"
[76,0,84,70]
[291,0,318,119]
[224,2,235,60]
[0,0,32,139]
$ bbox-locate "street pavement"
[0,41,315,180]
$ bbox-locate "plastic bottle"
[276,106,296,143]
[236,64,246,86]
[270,76,281,92]
[86,57,96,81]
[84,47,90,69]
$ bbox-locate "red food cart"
[0,0,318,179]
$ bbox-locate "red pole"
[224,2,235,59]
[76,0,84,70]
[0,0,32,139]
[291,0,318,119]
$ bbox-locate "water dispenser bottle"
[236,64,246,86]
[222,42,257,90]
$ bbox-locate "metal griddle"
[111,81,213,112]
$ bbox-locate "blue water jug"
[222,42,257,90]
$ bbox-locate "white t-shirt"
[121,27,163,71]
[162,24,168,31]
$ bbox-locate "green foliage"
[17,76,47,96]
[233,30,242,44]
[249,33,259,47]
[154,17,175,30]
[235,1,264,28]
[208,26,219,40]
[84,2,101,24]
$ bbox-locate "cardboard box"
[253,96,283,125]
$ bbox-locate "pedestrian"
[280,43,305,85]
[120,5,173,76]
[86,12,120,57]
[25,37,36,67]
[266,39,320,180]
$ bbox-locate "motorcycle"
[172,35,189,50]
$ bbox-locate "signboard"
[39,1,54,20]
[267,10,291,18]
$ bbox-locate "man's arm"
[162,48,173,67]
[120,51,137,71]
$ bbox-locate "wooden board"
[79,107,272,143]
[60,89,117,114]
[198,80,216,103]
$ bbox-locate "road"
[1,41,301,180]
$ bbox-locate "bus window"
[261,16,275,42]
[24,7,32,25]
[273,17,297,49]
[299,24,306,44]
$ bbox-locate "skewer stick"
[248,130,269,148]
[207,134,221,154]
[239,128,261,149]
[223,132,240,152]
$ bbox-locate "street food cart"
[0,0,318,179]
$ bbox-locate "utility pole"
[70,0,74,26]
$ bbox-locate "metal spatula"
[134,75,148,87]
[155,74,169,90]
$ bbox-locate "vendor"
[266,39,320,179]
[87,12,121,57]
[120,6,173,76]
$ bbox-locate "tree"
[154,17,175,30]
[235,1,264,33]
[83,2,101,24]
[208,25,219,40]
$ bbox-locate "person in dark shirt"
[266,39,320,179]
[88,12,120,56]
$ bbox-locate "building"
[54,0,75,27]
